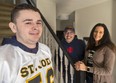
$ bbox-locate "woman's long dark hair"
[86,23,115,52]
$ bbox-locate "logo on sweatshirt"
[67,47,73,54]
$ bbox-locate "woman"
[75,23,116,83]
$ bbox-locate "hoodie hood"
[61,36,86,62]
[61,36,78,45]
[2,36,38,53]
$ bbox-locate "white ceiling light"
[57,14,69,20]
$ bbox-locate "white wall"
[112,0,116,44]
[112,0,116,82]
[56,12,75,31]
[75,0,112,40]
[36,0,56,31]
[75,0,116,82]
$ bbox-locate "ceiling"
[56,0,109,19]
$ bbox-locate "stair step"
[0,25,10,30]
[0,14,10,17]
[0,21,9,29]
[0,26,11,29]
[0,34,14,38]
[0,21,9,26]
[0,11,11,16]
[0,3,15,44]
[0,16,10,21]
[0,7,13,12]
[0,28,13,35]
[0,3,15,11]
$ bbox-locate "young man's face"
[64,30,75,43]
[9,10,42,48]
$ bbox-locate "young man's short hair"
[64,26,75,33]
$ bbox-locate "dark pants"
[86,72,93,83]
[64,70,86,83]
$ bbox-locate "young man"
[61,26,86,83]
[0,3,54,83]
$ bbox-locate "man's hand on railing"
[74,61,87,71]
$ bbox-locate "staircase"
[0,3,15,45]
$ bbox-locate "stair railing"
[25,1,86,83]
[26,0,75,67]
